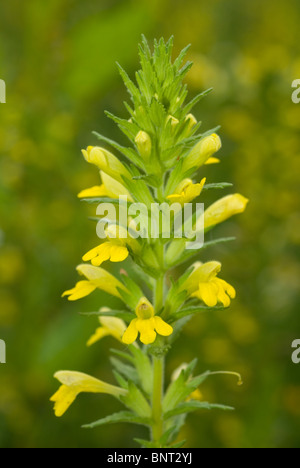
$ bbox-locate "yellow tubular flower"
[181,261,236,308]
[50,371,127,417]
[78,171,133,200]
[167,178,206,205]
[182,133,222,172]
[122,297,173,345]
[81,146,131,183]
[135,131,152,160]
[87,314,127,347]
[82,225,140,267]
[200,194,249,230]
[62,264,128,301]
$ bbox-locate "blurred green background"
[0,0,299,448]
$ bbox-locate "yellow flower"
[135,131,152,160]
[87,314,127,346]
[167,178,206,205]
[50,371,127,417]
[81,146,131,183]
[181,261,236,307]
[62,264,128,301]
[200,194,249,230]
[122,297,173,345]
[82,225,140,267]
[182,133,222,172]
[78,171,133,201]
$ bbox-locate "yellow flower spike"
[81,146,131,183]
[122,297,173,345]
[62,264,128,301]
[167,178,206,205]
[50,371,127,417]
[181,261,236,308]
[87,314,127,347]
[135,130,152,161]
[182,133,222,172]
[202,194,249,230]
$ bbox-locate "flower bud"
[195,194,249,231]
[81,146,131,183]
[185,113,197,132]
[167,115,180,131]
[182,133,222,172]
[135,131,152,160]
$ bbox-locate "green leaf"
[170,305,226,321]
[169,237,236,268]
[79,309,134,322]
[182,88,213,115]
[80,196,131,206]
[132,174,160,188]
[134,438,157,448]
[129,345,153,395]
[164,401,234,420]
[169,440,187,448]
[120,381,152,418]
[82,411,151,429]
[202,182,234,191]
[113,371,128,390]
[116,62,140,103]
[162,369,190,413]
[110,357,138,383]
[110,349,135,364]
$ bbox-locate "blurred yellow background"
[0,0,299,448]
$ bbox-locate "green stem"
[151,251,165,446]
[152,355,164,445]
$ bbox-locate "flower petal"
[197,282,219,307]
[82,243,111,264]
[87,327,110,347]
[122,319,139,345]
[153,316,173,337]
[78,185,107,199]
[50,385,78,417]
[136,319,157,345]
[109,245,129,262]
[62,281,97,301]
